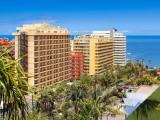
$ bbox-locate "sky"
[0,0,160,35]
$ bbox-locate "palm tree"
[0,47,28,120]
[66,82,88,114]
[73,95,121,120]
[73,99,95,120]
[37,86,57,117]
[99,69,117,88]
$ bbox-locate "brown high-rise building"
[13,24,71,87]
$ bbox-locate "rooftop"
[136,85,158,95]
[123,85,159,116]
[75,28,125,39]
[13,23,70,35]
[92,28,125,37]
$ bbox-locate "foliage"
[33,73,123,120]
[32,60,160,120]
[26,111,48,120]
[114,60,160,86]
[136,73,160,85]
[0,47,28,120]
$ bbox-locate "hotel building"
[92,28,126,66]
[71,51,84,80]
[73,35,113,75]
[13,24,71,87]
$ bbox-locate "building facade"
[73,35,113,75]
[13,24,71,87]
[112,29,126,66]
[71,51,84,80]
[92,29,126,66]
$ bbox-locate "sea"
[127,36,160,68]
[0,35,160,68]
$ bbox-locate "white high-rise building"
[92,28,126,66]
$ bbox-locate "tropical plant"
[0,47,28,120]
[35,61,160,120]
[136,73,159,85]
[66,83,87,114]
[38,87,57,117]
[73,95,122,120]
[100,69,117,88]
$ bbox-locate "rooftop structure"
[13,24,69,35]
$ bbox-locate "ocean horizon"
[1,35,160,68]
[126,35,160,68]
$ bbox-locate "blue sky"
[0,0,160,35]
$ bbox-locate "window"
[34,41,38,45]
[35,47,38,51]
[35,58,38,62]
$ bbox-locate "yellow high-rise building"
[73,35,113,75]
[13,24,71,87]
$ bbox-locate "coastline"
[1,35,160,68]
